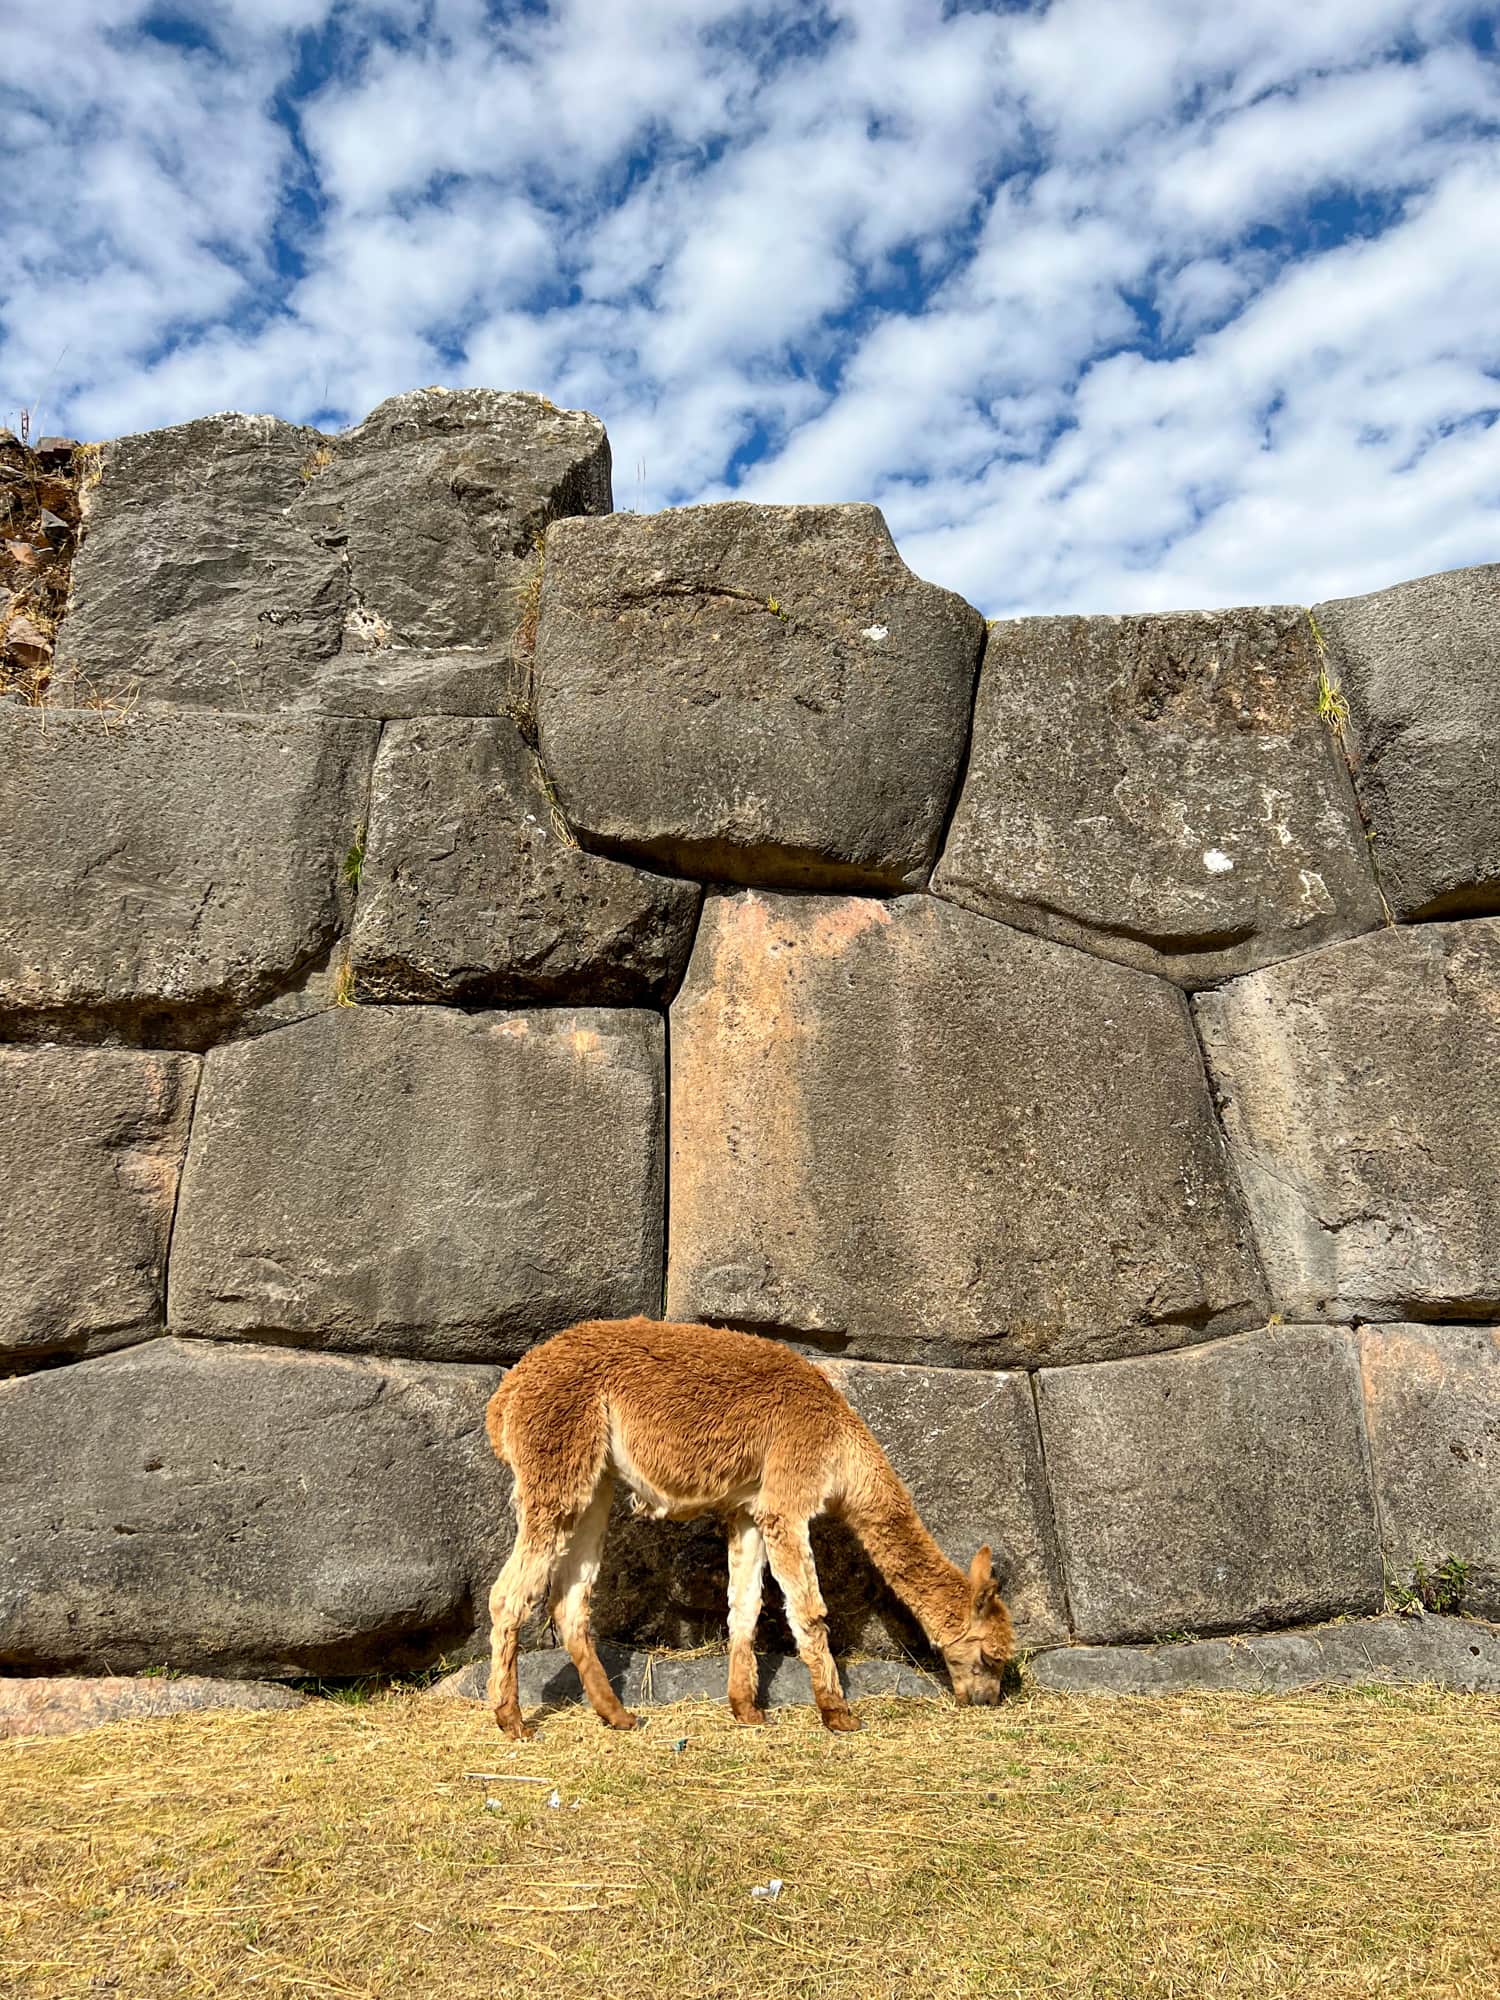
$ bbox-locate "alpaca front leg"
[726,1512,767,1725]
[487,1527,562,1739]
[757,1513,860,1733]
[550,1478,637,1732]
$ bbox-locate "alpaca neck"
[841,1444,971,1649]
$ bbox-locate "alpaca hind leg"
[550,1476,636,1731]
[489,1379,609,1738]
[757,1512,859,1732]
[725,1511,767,1725]
[487,1513,569,1739]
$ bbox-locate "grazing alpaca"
[483,1316,1015,1738]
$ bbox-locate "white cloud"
[2,0,1496,617]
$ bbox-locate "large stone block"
[1315,564,1500,918]
[55,412,344,707]
[0,1048,198,1370]
[0,707,375,1045]
[1360,1325,1499,1619]
[55,391,611,716]
[1030,1614,1500,1695]
[933,607,1384,985]
[532,504,985,890]
[667,891,1265,1364]
[1195,922,1500,1320]
[1036,1328,1383,1643]
[349,716,700,1006]
[169,1005,664,1359]
[0,1339,511,1676]
[591,1354,1068,1658]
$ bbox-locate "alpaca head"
[940,1546,1015,1707]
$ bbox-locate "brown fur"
[483,1317,1015,1737]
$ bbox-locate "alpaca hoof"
[604,1708,639,1731]
[730,1703,768,1727]
[820,1707,862,1733]
[496,1711,537,1740]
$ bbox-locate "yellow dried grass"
[1,1685,1496,2000]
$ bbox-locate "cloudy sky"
[4,1,1497,616]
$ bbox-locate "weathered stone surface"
[1195,922,1500,1321]
[0,707,375,1044]
[55,413,345,705]
[56,391,611,715]
[667,891,1265,1365]
[1029,1614,1500,1695]
[532,504,985,889]
[0,1339,510,1676]
[0,1048,198,1370]
[1360,1325,1499,1619]
[933,607,1383,985]
[349,716,701,1006]
[590,1354,1068,1658]
[0,1674,307,1740]
[1315,564,1500,918]
[433,1646,946,1711]
[169,1006,664,1359]
[1036,1328,1383,1644]
[299,387,610,660]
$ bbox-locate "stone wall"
[2,389,1496,1680]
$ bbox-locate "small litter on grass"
[546,1789,562,1809]
[484,1798,505,1812]
[750,1878,784,1902]
[671,1737,688,1753]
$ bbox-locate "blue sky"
[3,0,1497,615]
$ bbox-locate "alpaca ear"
[968,1546,994,1595]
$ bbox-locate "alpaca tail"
[485,1372,517,1464]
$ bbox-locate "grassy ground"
[2,1683,1497,2000]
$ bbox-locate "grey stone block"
[0,1338,511,1676]
[433,1645,946,1711]
[349,715,701,1006]
[0,1047,198,1370]
[169,1005,664,1360]
[55,412,345,708]
[298,387,610,665]
[1029,1613,1500,1694]
[1036,1327,1384,1644]
[56,391,611,716]
[1195,922,1500,1321]
[0,706,376,1045]
[667,890,1265,1365]
[933,607,1384,985]
[1360,1325,1499,1618]
[532,503,984,890]
[1315,564,1500,918]
[0,1675,308,1740]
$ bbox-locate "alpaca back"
[487,1317,865,1517]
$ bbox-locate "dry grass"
[2,1685,1497,2000]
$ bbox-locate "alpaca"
[483,1316,1015,1737]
